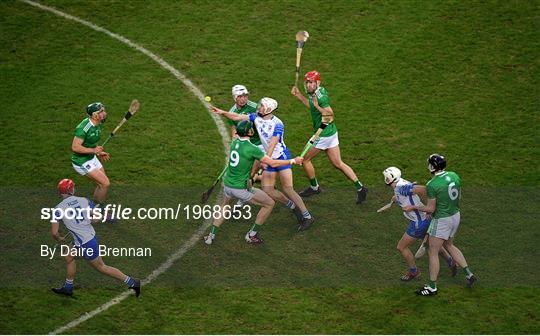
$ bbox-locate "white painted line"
[50,222,212,335]
[18,1,229,334]
[20,0,230,154]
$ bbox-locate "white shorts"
[223,185,255,202]
[315,132,339,150]
[72,156,102,176]
[428,212,461,240]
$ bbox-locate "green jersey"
[426,171,461,219]
[223,138,265,189]
[71,118,103,166]
[308,86,337,137]
[229,101,261,145]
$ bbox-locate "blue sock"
[63,279,73,291]
[447,256,453,267]
[409,267,417,274]
[303,211,312,219]
[124,276,135,287]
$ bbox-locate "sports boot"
[299,186,322,197]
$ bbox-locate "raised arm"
[211,106,249,122]
[291,86,310,108]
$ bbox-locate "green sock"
[463,266,473,277]
[210,225,218,235]
[249,223,262,236]
[428,280,437,289]
[354,180,363,189]
[309,178,319,188]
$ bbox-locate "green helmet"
[86,102,104,115]
[236,120,253,137]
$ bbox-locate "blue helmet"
[428,153,446,173]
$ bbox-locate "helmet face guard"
[86,102,107,123]
[232,85,249,100]
[257,97,278,117]
[304,70,321,94]
[383,167,401,185]
[427,154,446,173]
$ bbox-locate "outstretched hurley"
[102,99,140,146]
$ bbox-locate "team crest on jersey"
[257,121,271,139]
[259,129,270,139]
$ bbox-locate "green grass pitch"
[0,0,539,334]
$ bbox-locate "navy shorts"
[406,219,430,239]
[75,236,99,260]
[265,148,292,172]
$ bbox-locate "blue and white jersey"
[52,196,96,246]
[394,178,428,223]
[249,113,287,159]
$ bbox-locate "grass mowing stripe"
[18,0,230,334]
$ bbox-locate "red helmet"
[58,179,75,195]
[304,70,321,82]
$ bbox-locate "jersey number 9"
[230,150,240,167]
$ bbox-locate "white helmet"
[232,85,249,99]
[258,97,278,114]
[383,167,401,185]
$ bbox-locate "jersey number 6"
[448,182,459,200]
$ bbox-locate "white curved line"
[20,0,230,152]
[18,1,229,334]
